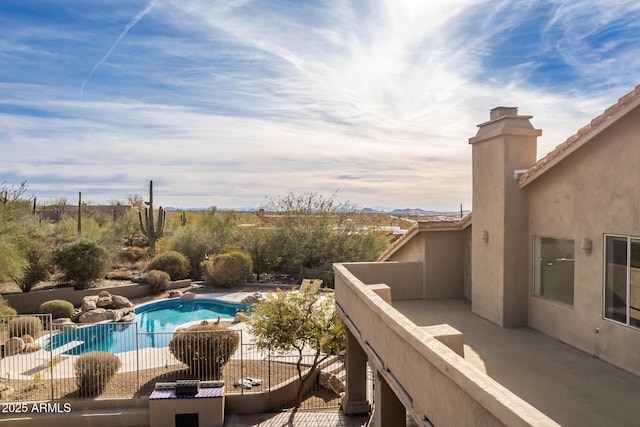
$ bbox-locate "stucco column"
[341,329,371,415]
[372,370,405,427]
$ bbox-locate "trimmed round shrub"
[8,316,43,338]
[201,251,253,288]
[169,322,239,380]
[146,270,171,294]
[39,299,74,319]
[75,351,121,396]
[52,239,110,290]
[146,250,189,280]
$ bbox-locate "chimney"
[490,106,518,120]
[468,107,541,327]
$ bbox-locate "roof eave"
[520,86,640,188]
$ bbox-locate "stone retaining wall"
[3,280,191,314]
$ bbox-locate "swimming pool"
[44,298,247,355]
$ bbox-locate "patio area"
[393,298,640,427]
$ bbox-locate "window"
[604,235,640,328]
[533,236,575,306]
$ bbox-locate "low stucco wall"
[3,280,191,314]
[342,262,422,300]
[0,371,324,427]
[334,263,558,426]
[226,365,322,414]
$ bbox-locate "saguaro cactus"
[138,180,165,256]
[180,210,187,227]
[77,192,82,237]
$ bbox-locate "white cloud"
[1,0,639,210]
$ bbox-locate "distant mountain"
[164,206,470,215]
[163,207,258,212]
[360,207,381,213]
[360,207,471,215]
[390,208,438,215]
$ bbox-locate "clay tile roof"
[519,83,640,186]
[378,213,472,261]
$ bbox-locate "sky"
[1,0,640,211]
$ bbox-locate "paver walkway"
[224,410,369,427]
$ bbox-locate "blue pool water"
[44,299,247,355]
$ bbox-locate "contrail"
[81,0,158,100]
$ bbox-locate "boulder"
[78,308,109,323]
[98,290,111,298]
[0,383,15,400]
[5,337,25,356]
[21,334,34,344]
[23,343,42,353]
[111,294,133,309]
[81,296,98,312]
[96,296,114,308]
[52,318,72,325]
[181,292,196,300]
[126,312,137,322]
[240,292,264,305]
[168,290,183,298]
[109,308,133,322]
[233,312,249,323]
[318,372,345,395]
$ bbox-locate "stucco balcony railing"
[334,261,557,427]
[335,261,640,427]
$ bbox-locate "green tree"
[0,236,27,283]
[169,208,238,278]
[101,208,146,248]
[16,237,54,292]
[52,239,110,290]
[248,287,345,407]
[237,226,280,281]
[0,182,34,283]
[262,192,388,284]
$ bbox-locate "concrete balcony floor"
[392,298,640,427]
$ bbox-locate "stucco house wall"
[527,105,640,376]
[423,230,468,299]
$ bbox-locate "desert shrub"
[105,269,133,280]
[8,316,43,338]
[169,322,239,379]
[170,227,212,279]
[17,238,53,292]
[0,297,17,317]
[146,270,171,294]
[39,300,74,319]
[74,352,121,396]
[146,250,189,280]
[117,246,148,264]
[201,251,253,288]
[52,239,110,290]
